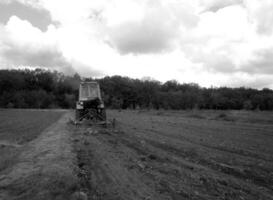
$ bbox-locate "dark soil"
[72,110,273,200]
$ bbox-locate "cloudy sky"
[0,0,273,88]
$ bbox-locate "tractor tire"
[75,109,81,121]
[101,109,106,121]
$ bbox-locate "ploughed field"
[73,110,273,200]
[0,109,65,172]
[0,109,273,200]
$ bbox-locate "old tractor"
[75,81,106,123]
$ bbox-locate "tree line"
[0,68,273,110]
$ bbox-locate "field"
[73,110,273,200]
[0,109,273,200]
[0,109,65,144]
[0,109,65,177]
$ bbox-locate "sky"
[0,0,273,89]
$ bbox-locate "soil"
[72,110,273,200]
[0,109,273,200]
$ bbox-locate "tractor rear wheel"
[75,109,81,121]
[101,109,106,121]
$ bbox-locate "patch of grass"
[218,113,227,118]
[0,146,19,172]
[0,109,65,173]
[215,112,236,122]
[187,113,206,119]
[0,109,65,144]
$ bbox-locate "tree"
[0,68,273,110]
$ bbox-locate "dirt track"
[73,110,273,200]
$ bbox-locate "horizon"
[0,0,273,89]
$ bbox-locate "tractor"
[75,81,106,123]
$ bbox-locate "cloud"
[2,42,73,70]
[0,0,273,89]
[107,20,176,54]
[0,16,105,76]
[205,56,237,73]
[222,73,273,89]
[240,48,273,74]
[0,16,73,74]
[179,4,273,76]
[244,0,273,35]
[200,0,243,12]
[0,0,56,31]
[105,1,199,54]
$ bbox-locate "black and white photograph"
[0,0,273,199]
